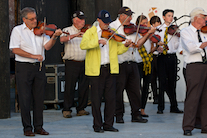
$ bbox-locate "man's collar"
[22,23,34,31]
[163,23,168,28]
[72,24,80,31]
[23,23,27,29]
[190,24,197,33]
[97,24,101,32]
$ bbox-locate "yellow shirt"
[80,26,128,76]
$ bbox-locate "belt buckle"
[32,62,38,66]
[103,64,107,67]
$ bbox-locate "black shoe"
[103,127,119,132]
[131,115,148,123]
[153,99,158,104]
[170,108,183,113]
[94,128,104,133]
[157,110,163,114]
[201,129,207,133]
[183,130,192,136]
[141,114,149,117]
[116,116,124,123]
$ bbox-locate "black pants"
[157,54,178,111]
[89,65,116,129]
[151,55,159,101]
[183,63,207,131]
[115,61,141,118]
[137,62,151,109]
[63,60,89,113]
[16,61,46,131]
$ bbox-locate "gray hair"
[190,14,201,22]
[21,7,36,19]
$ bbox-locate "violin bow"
[39,17,46,71]
[134,13,143,45]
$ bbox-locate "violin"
[34,21,69,37]
[150,34,161,43]
[150,34,169,50]
[102,29,125,42]
[167,25,180,37]
[81,24,91,33]
[201,21,207,33]
[101,29,138,47]
[124,23,162,35]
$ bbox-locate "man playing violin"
[80,10,132,133]
[9,7,62,136]
[110,6,156,124]
[155,9,183,114]
[60,11,90,119]
[181,7,207,136]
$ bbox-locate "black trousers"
[63,60,89,113]
[151,55,159,100]
[115,61,141,118]
[89,65,116,129]
[16,61,46,131]
[183,63,207,131]
[157,54,178,111]
[137,62,151,109]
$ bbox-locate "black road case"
[44,64,65,109]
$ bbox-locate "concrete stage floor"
[0,102,206,138]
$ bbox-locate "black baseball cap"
[97,10,112,23]
[118,6,134,16]
[72,11,86,19]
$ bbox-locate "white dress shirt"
[137,36,152,63]
[110,18,142,63]
[60,25,86,61]
[180,24,207,64]
[9,23,50,63]
[155,23,179,54]
[97,25,110,65]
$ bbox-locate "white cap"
[190,7,207,17]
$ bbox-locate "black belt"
[69,60,84,62]
[159,53,176,56]
[123,61,136,64]
[16,61,41,66]
[101,64,110,67]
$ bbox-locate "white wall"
[122,0,207,102]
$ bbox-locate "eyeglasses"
[198,15,207,20]
[25,17,37,21]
